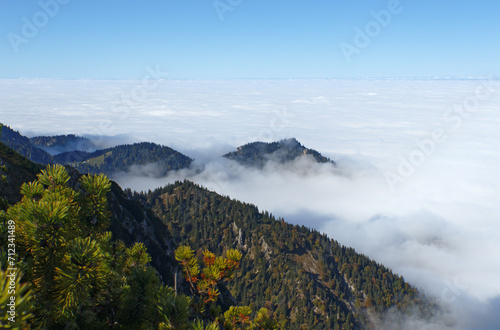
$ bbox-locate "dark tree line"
[132,181,436,329]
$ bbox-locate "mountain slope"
[0,124,54,164]
[54,142,193,176]
[30,134,96,155]
[133,181,437,329]
[1,136,439,329]
[0,141,43,208]
[0,142,179,287]
[224,138,335,168]
[0,125,193,177]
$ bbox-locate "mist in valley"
[2,78,500,328]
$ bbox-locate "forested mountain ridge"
[0,127,441,328]
[0,141,179,288]
[0,142,261,328]
[2,124,335,177]
[132,181,438,329]
[224,138,336,168]
[0,124,54,164]
[0,141,43,209]
[0,124,193,176]
[30,134,96,155]
[54,142,193,176]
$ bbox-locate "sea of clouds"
[1,78,499,329]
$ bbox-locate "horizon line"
[1,76,498,81]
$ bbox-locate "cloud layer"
[1,78,499,328]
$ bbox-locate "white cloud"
[1,78,499,329]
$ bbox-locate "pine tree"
[2,165,277,329]
[175,245,278,329]
[3,165,179,328]
[0,268,33,328]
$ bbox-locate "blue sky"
[1,0,498,79]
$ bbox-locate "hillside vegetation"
[0,124,53,164]
[53,142,193,176]
[1,163,274,328]
[30,134,96,155]
[224,138,335,168]
[132,181,436,329]
[0,128,441,329]
[0,124,193,177]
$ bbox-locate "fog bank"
[2,78,499,328]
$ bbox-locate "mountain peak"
[225,138,335,168]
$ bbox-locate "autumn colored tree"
[175,245,277,329]
[0,164,279,329]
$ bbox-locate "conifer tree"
[0,268,33,328]
[1,164,278,329]
[3,165,181,328]
[175,245,277,329]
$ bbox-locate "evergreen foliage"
[0,267,33,328]
[224,138,335,168]
[0,137,440,329]
[0,126,192,178]
[30,134,96,155]
[1,165,167,327]
[54,142,193,176]
[134,181,437,329]
[0,141,43,208]
[175,245,277,329]
[1,165,274,329]
[0,124,54,164]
